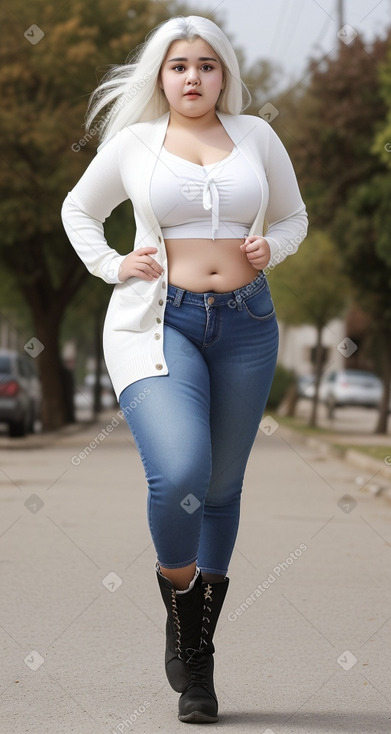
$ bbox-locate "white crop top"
[150,146,262,240]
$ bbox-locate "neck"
[168,107,220,130]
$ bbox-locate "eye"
[201,64,213,71]
[172,65,185,72]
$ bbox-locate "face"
[159,37,225,118]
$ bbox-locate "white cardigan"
[61,111,308,399]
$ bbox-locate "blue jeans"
[119,272,278,576]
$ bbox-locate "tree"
[278,32,391,433]
[370,41,391,432]
[0,0,175,430]
[268,230,349,428]
[283,34,389,227]
[0,0,286,430]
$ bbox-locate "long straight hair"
[86,15,251,147]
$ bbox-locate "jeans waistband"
[167,272,266,308]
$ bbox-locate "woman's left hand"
[240,236,271,271]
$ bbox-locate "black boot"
[178,577,229,723]
[156,564,203,693]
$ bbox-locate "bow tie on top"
[202,173,219,240]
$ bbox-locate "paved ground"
[1,409,391,734]
[291,399,389,438]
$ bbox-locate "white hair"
[86,15,251,147]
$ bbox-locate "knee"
[148,455,212,505]
[205,479,243,508]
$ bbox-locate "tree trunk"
[308,324,324,428]
[375,332,391,435]
[31,313,69,432]
[284,383,298,417]
[93,309,103,416]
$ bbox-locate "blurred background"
[0,0,390,439]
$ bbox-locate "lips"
[185,90,201,96]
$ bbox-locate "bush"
[266,364,296,410]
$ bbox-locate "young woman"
[62,15,308,724]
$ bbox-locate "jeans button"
[207,296,215,305]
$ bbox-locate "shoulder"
[218,112,273,140]
[98,113,169,153]
[122,113,169,144]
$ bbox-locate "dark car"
[0,349,42,436]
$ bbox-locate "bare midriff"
[164,237,258,293]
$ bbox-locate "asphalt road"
[0,410,390,734]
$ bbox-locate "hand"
[118,247,164,282]
[240,236,271,271]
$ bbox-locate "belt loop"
[173,287,185,307]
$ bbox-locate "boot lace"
[170,580,215,686]
[200,583,213,652]
[170,587,182,658]
[184,648,209,685]
[183,582,214,685]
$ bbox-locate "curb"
[0,411,114,451]
[276,424,391,502]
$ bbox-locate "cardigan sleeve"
[61,131,129,284]
[263,125,308,269]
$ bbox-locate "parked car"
[297,374,316,400]
[74,372,116,411]
[0,349,42,436]
[318,369,383,416]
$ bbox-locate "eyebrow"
[167,57,218,62]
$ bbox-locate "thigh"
[204,296,279,502]
[119,324,212,489]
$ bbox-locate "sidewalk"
[274,400,391,494]
[1,407,391,733]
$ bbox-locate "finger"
[247,253,263,262]
[247,251,267,262]
[136,247,159,256]
[132,266,159,281]
[242,243,262,254]
[138,256,164,274]
[137,262,162,279]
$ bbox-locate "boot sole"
[178,711,219,723]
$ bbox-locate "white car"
[318,370,383,415]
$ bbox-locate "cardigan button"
[155,363,163,370]
[158,236,162,243]
[159,299,164,306]
[156,317,162,323]
[161,281,166,289]
[154,333,161,340]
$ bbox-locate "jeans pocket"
[242,284,276,321]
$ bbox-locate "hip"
[164,272,278,352]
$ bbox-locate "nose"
[186,67,200,85]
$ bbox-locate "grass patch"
[273,416,390,463]
[271,413,333,436]
[333,444,391,462]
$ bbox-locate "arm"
[61,131,130,284]
[61,131,164,284]
[61,131,164,285]
[241,124,308,271]
[263,124,308,268]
